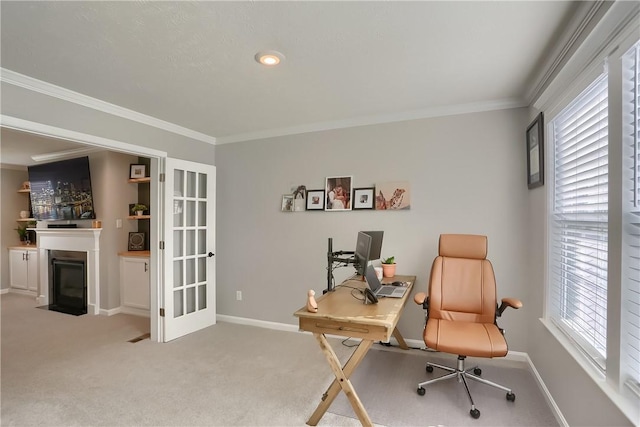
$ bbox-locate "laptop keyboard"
[377,286,395,296]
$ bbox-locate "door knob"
[208,252,215,257]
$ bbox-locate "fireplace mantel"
[35,228,102,315]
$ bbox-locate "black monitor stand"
[325,237,355,294]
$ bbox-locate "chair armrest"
[497,297,523,316]
[414,292,429,309]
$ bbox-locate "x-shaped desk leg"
[307,333,374,426]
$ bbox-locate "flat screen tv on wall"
[28,156,96,221]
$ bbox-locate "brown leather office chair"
[414,234,522,419]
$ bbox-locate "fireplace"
[36,228,101,315]
[48,250,87,315]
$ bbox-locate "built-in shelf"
[16,218,36,222]
[128,177,151,184]
[17,189,31,193]
[127,215,151,220]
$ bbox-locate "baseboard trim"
[0,288,10,295]
[100,307,122,316]
[119,306,150,318]
[217,313,567,425]
[523,353,569,427]
[7,288,37,297]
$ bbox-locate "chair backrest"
[428,234,497,324]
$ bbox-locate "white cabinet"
[9,248,38,293]
[120,254,150,316]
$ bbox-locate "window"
[549,72,609,369]
[621,41,640,394]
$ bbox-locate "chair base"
[417,355,515,419]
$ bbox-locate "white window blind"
[621,41,640,393]
[549,72,609,369]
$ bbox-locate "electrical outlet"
[236,291,242,301]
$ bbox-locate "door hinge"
[159,308,165,317]
[159,173,165,182]
[159,241,165,250]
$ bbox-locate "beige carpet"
[330,347,558,426]
[2,293,557,426]
[1,293,364,426]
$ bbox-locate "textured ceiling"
[1,1,577,149]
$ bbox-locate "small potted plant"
[15,224,28,243]
[381,256,396,278]
[131,203,147,217]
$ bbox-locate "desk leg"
[392,327,409,350]
[307,334,373,427]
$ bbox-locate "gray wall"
[215,108,531,350]
[89,151,140,310]
[1,82,216,165]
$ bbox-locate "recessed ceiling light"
[255,50,285,66]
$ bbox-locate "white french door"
[162,158,216,342]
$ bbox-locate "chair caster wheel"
[473,367,482,376]
[417,387,426,396]
[470,408,481,419]
[506,392,516,402]
[426,365,434,373]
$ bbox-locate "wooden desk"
[294,275,415,426]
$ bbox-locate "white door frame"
[1,115,167,342]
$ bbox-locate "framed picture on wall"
[305,189,325,210]
[526,112,544,189]
[353,188,374,210]
[128,232,145,251]
[281,194,294,212]
[375,181,411,210]
[130,164,146,179]
[325,176,353,211]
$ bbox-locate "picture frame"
[292,185,307,212]
[130,164,146,179]
[353,187,375,210]
[128,232,146,251]
[375,181,411,210]
[305,189,325,210]
[325,176,353,211]
[526,112,544,189]
[281,194,294,212]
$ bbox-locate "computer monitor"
[362,231,383,261]
[354,231,372,276]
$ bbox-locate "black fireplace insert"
[48,251,87,316]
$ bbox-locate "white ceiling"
[1,1,580,164]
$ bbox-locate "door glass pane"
[198,201,207,227]
[174,170,184,197]
[187,171,196,198]
[198,285,207,310]
[173,230,183,257]
[186,287,196,314]
[173,260,183,288]
[174,290,183,317]
[198,173,207,198]
[186,258,195,285]
[186,230,195,256]
[198,229,206,255]
[173,200,184,227]
[198,256,206,282]
[187,201,196,227]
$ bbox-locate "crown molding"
[216,98,526,144]
[1,70,524,147]
[1,115,167,159]
[525,1,612,105]
[0,68,217,146]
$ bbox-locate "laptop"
[364,264,409,298]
